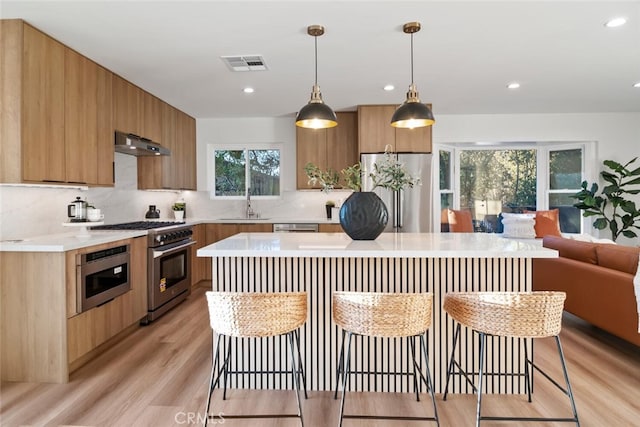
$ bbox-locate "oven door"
[148,240,195,312]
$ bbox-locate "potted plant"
[304,162,340,193]
[369,150,421,191]
[172,203,185,221]
[572,157,640,242]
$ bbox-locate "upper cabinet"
[296,112,358,190]
[0,20,113,186]
[0,19,196,189]
[137,104,197,191]
[358,104,432,154]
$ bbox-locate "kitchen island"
[198,232,557,394]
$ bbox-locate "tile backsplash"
[0,153,350,240]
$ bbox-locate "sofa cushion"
[447,209,474,232]
[542,235,598,264]
[596,244,640,275]
[501,213,536,238]
[525,209,561,238]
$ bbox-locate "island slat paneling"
[211,256,532,394]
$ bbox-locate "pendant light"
[391,22,435,129]
[295,25,338,129]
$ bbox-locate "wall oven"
[78,244,130,312]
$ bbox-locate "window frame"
[207,143,283,200]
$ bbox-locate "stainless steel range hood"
[114,131,170,156]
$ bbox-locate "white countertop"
[0,230,147,252]
[197,232,558,259]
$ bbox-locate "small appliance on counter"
[67,196,88,222]
[145,205,160,219]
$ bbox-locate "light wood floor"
[1,283,639,427]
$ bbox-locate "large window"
[211,147,280,198]
[437,143,590,233]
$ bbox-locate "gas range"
[91,221,193,248]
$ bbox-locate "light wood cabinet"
[0,20,113,186]
[112,74,141,135]
[296,111,358,189]
[191,224,209,285]
[358,104,432,154]
[318,223,344,233]
[137,104,197,190]
[64,49,114,185]
[0,236,146,383]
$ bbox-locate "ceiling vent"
[221,55,268,71]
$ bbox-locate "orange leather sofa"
[533,236,640,347]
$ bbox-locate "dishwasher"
[273,223,319,232]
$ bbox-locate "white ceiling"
[3,1,640,120]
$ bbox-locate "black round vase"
[339,192,389,240]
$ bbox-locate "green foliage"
[341,162,362,191]
[369,152,420,191]
[572,157,640,241]
[304,162,340,193]
[459,149,537,210]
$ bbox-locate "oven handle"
[152,240,196,258]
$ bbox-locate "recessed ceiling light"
[507,82,520,89]
[633,82,640,88]
[383,84,395,91]
[243,87,255,94]
[605,17,627,28]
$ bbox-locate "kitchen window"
[210,146,281,198]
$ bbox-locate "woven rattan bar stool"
[443,291,580,427]
[332,291,440,426]
[203,291,307,426]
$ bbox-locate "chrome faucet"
[246,188,256,218]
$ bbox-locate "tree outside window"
[213,148,280,197]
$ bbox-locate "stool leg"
[221,336,232,401]
[334,329,346,400]
[337,332,353,427]
[475,332,487,427]
[443,323,461,400]
[524,338,532,402]
[556,336,581,427]
[294,329,309,399]
[408,336,421,402]
[204,333,223,427]
[288,331,305,426]
[420,333,440,426]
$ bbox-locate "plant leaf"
[622,230,638,238]
[593,218,608,230]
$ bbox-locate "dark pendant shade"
[295,101,338,129]
[391,100,435,129]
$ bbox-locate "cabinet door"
[22,24,65,182]
[112,74,141,135]
[318,224,344,232]
[178,112,197,190]
[296,127,327,189]
[357,105,396,154]
[327,112,358,180]
[191,224,208,285]
[394,104,433,153]
[95,65,114,185]
[142,91,162,143]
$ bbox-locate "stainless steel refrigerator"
[361,153,433,233]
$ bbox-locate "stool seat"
[333,291,433,337]
[443,291,565,338]
[207,291,307,337]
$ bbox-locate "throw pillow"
[501,213,536,238]
[525,209,562,238]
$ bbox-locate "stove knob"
[155,235,163,243]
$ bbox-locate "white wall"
[2,112,638,243]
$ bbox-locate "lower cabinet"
[66,236,147,370]
[191,224,209,286]
[318,224,344,233]
[0,236,147,383]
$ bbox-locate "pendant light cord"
[410,32,414,85]
[314,35,318,86]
